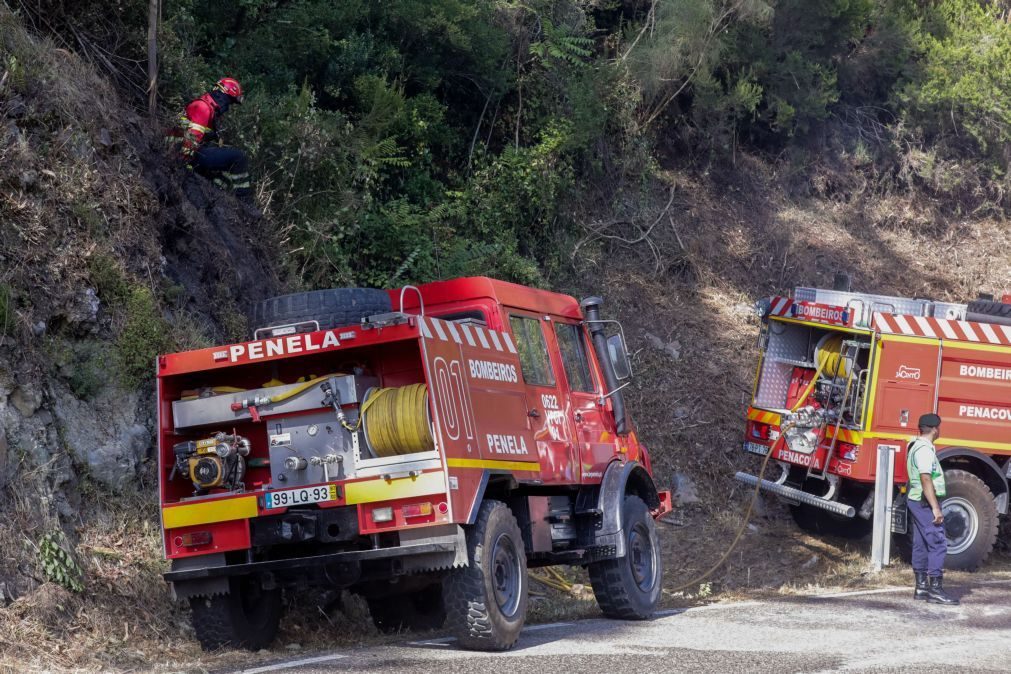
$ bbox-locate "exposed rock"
[32,320,46,336]
[50,383,150,491]
[11,384,41,417]
[643,331,681,361]
[671,471,700,505]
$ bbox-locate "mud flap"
[169,553,228,600]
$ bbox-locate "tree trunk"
[147,0,159,116]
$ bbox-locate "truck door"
[552,321,612,483]
[507,312,576,483]
[869,335,940,434]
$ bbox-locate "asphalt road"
[227,580,1011,674]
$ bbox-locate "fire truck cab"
[157,277,670,651]
[739,283,1011,571]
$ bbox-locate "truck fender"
[589,460,660,558]
[938,447,1009,514]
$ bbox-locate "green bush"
[115,287,172,388]
[38,531,84,593]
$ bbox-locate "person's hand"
[932,506,944,524]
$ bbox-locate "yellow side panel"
[345,471,446,505]
[446,458,540,471]
[162,495,258,529]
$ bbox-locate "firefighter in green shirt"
[907,413,958,605]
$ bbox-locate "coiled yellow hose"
[815,334,851,378]
[361,384,435,457]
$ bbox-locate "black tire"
[588,495,663,620]
[966,299,1011,322]
[188,576,282,651]
[443,500,527,650]
[790,504,871,539]
[368,583,447,634]
[251,288,392,335]
[938,469,999,571]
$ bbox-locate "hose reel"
[361,383,435,458]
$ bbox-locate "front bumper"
[164,541,456,583]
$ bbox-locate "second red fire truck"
[739,280,1011,570]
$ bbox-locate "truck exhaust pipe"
[734,472,856,518]
[580,296,629,435]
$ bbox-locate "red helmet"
[214,77,244,103]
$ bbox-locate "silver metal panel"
[172,374,374,431]
[931,302,966,320]
[755,322,811,409]
[268,410,360,487]
[793,287,967,327]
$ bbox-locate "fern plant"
[529,17,592,69]
[39,531,85,593]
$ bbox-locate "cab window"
[554,323,595,393]
[508,315,555,386]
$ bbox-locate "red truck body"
[157,277,669,651]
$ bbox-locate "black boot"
[926,574,959,605]
[914,572,928,600]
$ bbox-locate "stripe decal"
[344,471,446,505]
[474,326,491,349]
[502,332,518,354]
[162,495,258,529]
[447,458,540,471]
[459,323,477,347]
[873,311,1011,346]
[420,317,517,355]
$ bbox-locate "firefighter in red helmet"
[166,77,252,201]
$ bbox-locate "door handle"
[575,412,583,422]
[528,409,541,418]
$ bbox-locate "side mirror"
[606,333,632,381]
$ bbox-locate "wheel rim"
[942,496,979,555]
[628,522,658,593]
[490,532,522,618]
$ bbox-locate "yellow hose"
[815,334,850,378]
[667,343,839,594]
[361,384,434,457]
[269,374,340,404]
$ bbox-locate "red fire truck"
[157,277,670,651]
[738,282,1011,570]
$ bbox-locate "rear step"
[735,472,856,518]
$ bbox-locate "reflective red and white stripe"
[417,316,518,354]
[873,313,1011,345]
[769,296,794,317]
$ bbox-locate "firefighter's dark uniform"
[166,86,251,199]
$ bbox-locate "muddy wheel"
[189,576,282,651]
[588,495,662,620]
[940,469,998,571]
[443,500,527,650]
[790,504,871,539]
[252,288,391,335]
[368,583,446,634]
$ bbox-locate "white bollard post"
[870,444,899,571]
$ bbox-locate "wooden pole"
[147,0,159,116]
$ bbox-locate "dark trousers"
[909,498,946,577]
[194,146,251,194]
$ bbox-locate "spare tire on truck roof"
[252,288,392,336]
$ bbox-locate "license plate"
[743,441,770,456]
[264,484,337,509]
